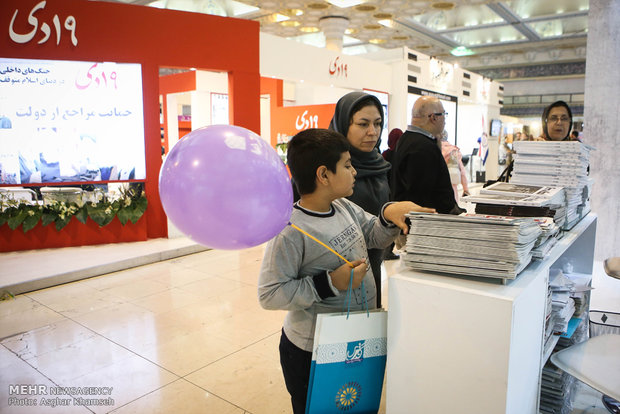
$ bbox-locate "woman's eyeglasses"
[548,116,570,124]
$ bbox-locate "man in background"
[390,96,462,215]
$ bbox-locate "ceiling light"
[300,26,320,33]
[345,28,358,35]
[284,8,304,16]
[364,24,382,30]
[378,19,394,28]
[326,0,364,7]
[307,2,330,9]
[451,46,474,56]
[392,35,409,40]
[369,38,387,44]
[281,20,301,27]
[268,13,290,23]
[355,4,378,12]
[374,13,392,19]
[431,2,455,10]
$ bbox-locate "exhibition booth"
[0,0,260,251]
[1,0,504,253]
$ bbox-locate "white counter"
[386,214,597,414]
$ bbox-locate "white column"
[319,16,349,52]
[165,93,179,150]
[584,0,620,260]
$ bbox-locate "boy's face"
[327,151,356,198]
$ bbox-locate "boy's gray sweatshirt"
[258,198,399,352]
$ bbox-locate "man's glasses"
[429,112,448,118]
[548,116,570,124]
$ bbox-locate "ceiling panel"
[98,0,590,71]
[528,15,588,38]
[504,0,589,19]
[410,5,504,31]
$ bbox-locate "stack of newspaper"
[403,212,542,280]
[463,182,566,226]
[462,182,564,256]
[510,141,594,230]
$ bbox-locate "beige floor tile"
[0,347,91,414]
[76,262,173,292]
[95,311,205,355]
[25,281,101,303]
[242,331,281,363]
[71,302,154,336]
[110,379,244,414]
[186,345,288,413]
[26,333,136,383]
[58,353,178,414]
[130,287,206,314]
[1,318,97,361]
[98,278,170,302]
[176,253,252,275]
[26,285,126,318]
[202,307,285,349]
[191,284,263,316]
[139,328,239,376]
[0,296,65,340]
[176,276,244,300]
[238,380,292,414]
[217,263,262,287]
[147,267,214,288]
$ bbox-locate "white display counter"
[386,214,597,414]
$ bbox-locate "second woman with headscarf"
[329,91,392,308]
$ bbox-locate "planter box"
[0,216,147,252]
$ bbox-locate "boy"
[258,128,434,413]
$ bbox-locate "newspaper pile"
[462,182,563,257]
[403,212,542,280]
[463,182,566,226]
[510,141,594,230]
[540,269,591,414]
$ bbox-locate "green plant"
[0,186,148,232]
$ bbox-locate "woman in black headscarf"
[539,100,574,141]
[329,91,392,308]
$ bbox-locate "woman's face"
[547,106,571,141]
[347,105,382,152]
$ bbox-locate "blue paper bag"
[306,310,388,414]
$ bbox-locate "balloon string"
[288,223,354,268]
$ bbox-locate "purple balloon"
[159,125,293,249]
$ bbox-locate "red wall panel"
[0,0,260,250]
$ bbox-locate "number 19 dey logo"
[345,340,365,364]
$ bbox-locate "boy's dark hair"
[287,128,350,195]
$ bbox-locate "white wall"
[260,33,391,94]
[503,77,585,97]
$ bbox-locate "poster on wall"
[0,57,146,185]
[211,93,229,125]
[407,86,457,145]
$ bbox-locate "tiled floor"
[1,240,618,413]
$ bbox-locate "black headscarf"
[541,100,573,141]
[328,92,391,178]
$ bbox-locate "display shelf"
[385,214,596,414]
